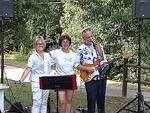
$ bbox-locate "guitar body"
[80,59,100,82]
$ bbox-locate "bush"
[15,53,28,61]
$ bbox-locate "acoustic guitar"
[80,59,100,82]
[80,57,120,82]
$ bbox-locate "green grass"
[4,79,150,113]
[4,79,32,110]
[3,53,150,112]
[5,59,27,68]
[5,53,27,68]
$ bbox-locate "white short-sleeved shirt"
[50,49,80,76]
[28,51,54,82]
[76,44,107,65]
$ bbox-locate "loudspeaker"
[0,0,13,17]
[133,0,150,19]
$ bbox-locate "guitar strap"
[92,43,102,74]
[94,43,109,78]
[95,43,105,61]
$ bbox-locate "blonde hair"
[33,36,46,48]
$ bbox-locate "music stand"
[39,75,76,113]
[116,19,150,113]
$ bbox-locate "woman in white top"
[16,36,54,113]
[50,35,93,113]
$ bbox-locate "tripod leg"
[116,97,138,113]
[47,96,51,113]
[56,90,59,113]
[4,96,24,113]
[139,94,147,113]
[144,102,150,110]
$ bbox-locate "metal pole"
[0,18,4,83]
[137,19,144,112]
[56,90,59,113]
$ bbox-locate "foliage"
[1,0,150,80]
[14,53,28,61]
[60,0,150,80]
[5,52,27,68]
[2,0,63,53]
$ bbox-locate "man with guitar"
[76,28,109,113]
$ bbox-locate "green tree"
[3,0,63,53]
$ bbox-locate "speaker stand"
[0,17,22,113]
[0,17,4,84]
[116,19,150,113]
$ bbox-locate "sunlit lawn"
[4,79,150,113]
[3,54,150,113]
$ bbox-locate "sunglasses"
[82,28,91,34]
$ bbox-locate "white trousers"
[31,82,49,113]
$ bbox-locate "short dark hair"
[82,28,92,34]
[59,35,71,47]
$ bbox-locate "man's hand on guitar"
[87,67,95,74]
[89,67,100,76]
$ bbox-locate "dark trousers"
[85,78,107,113]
